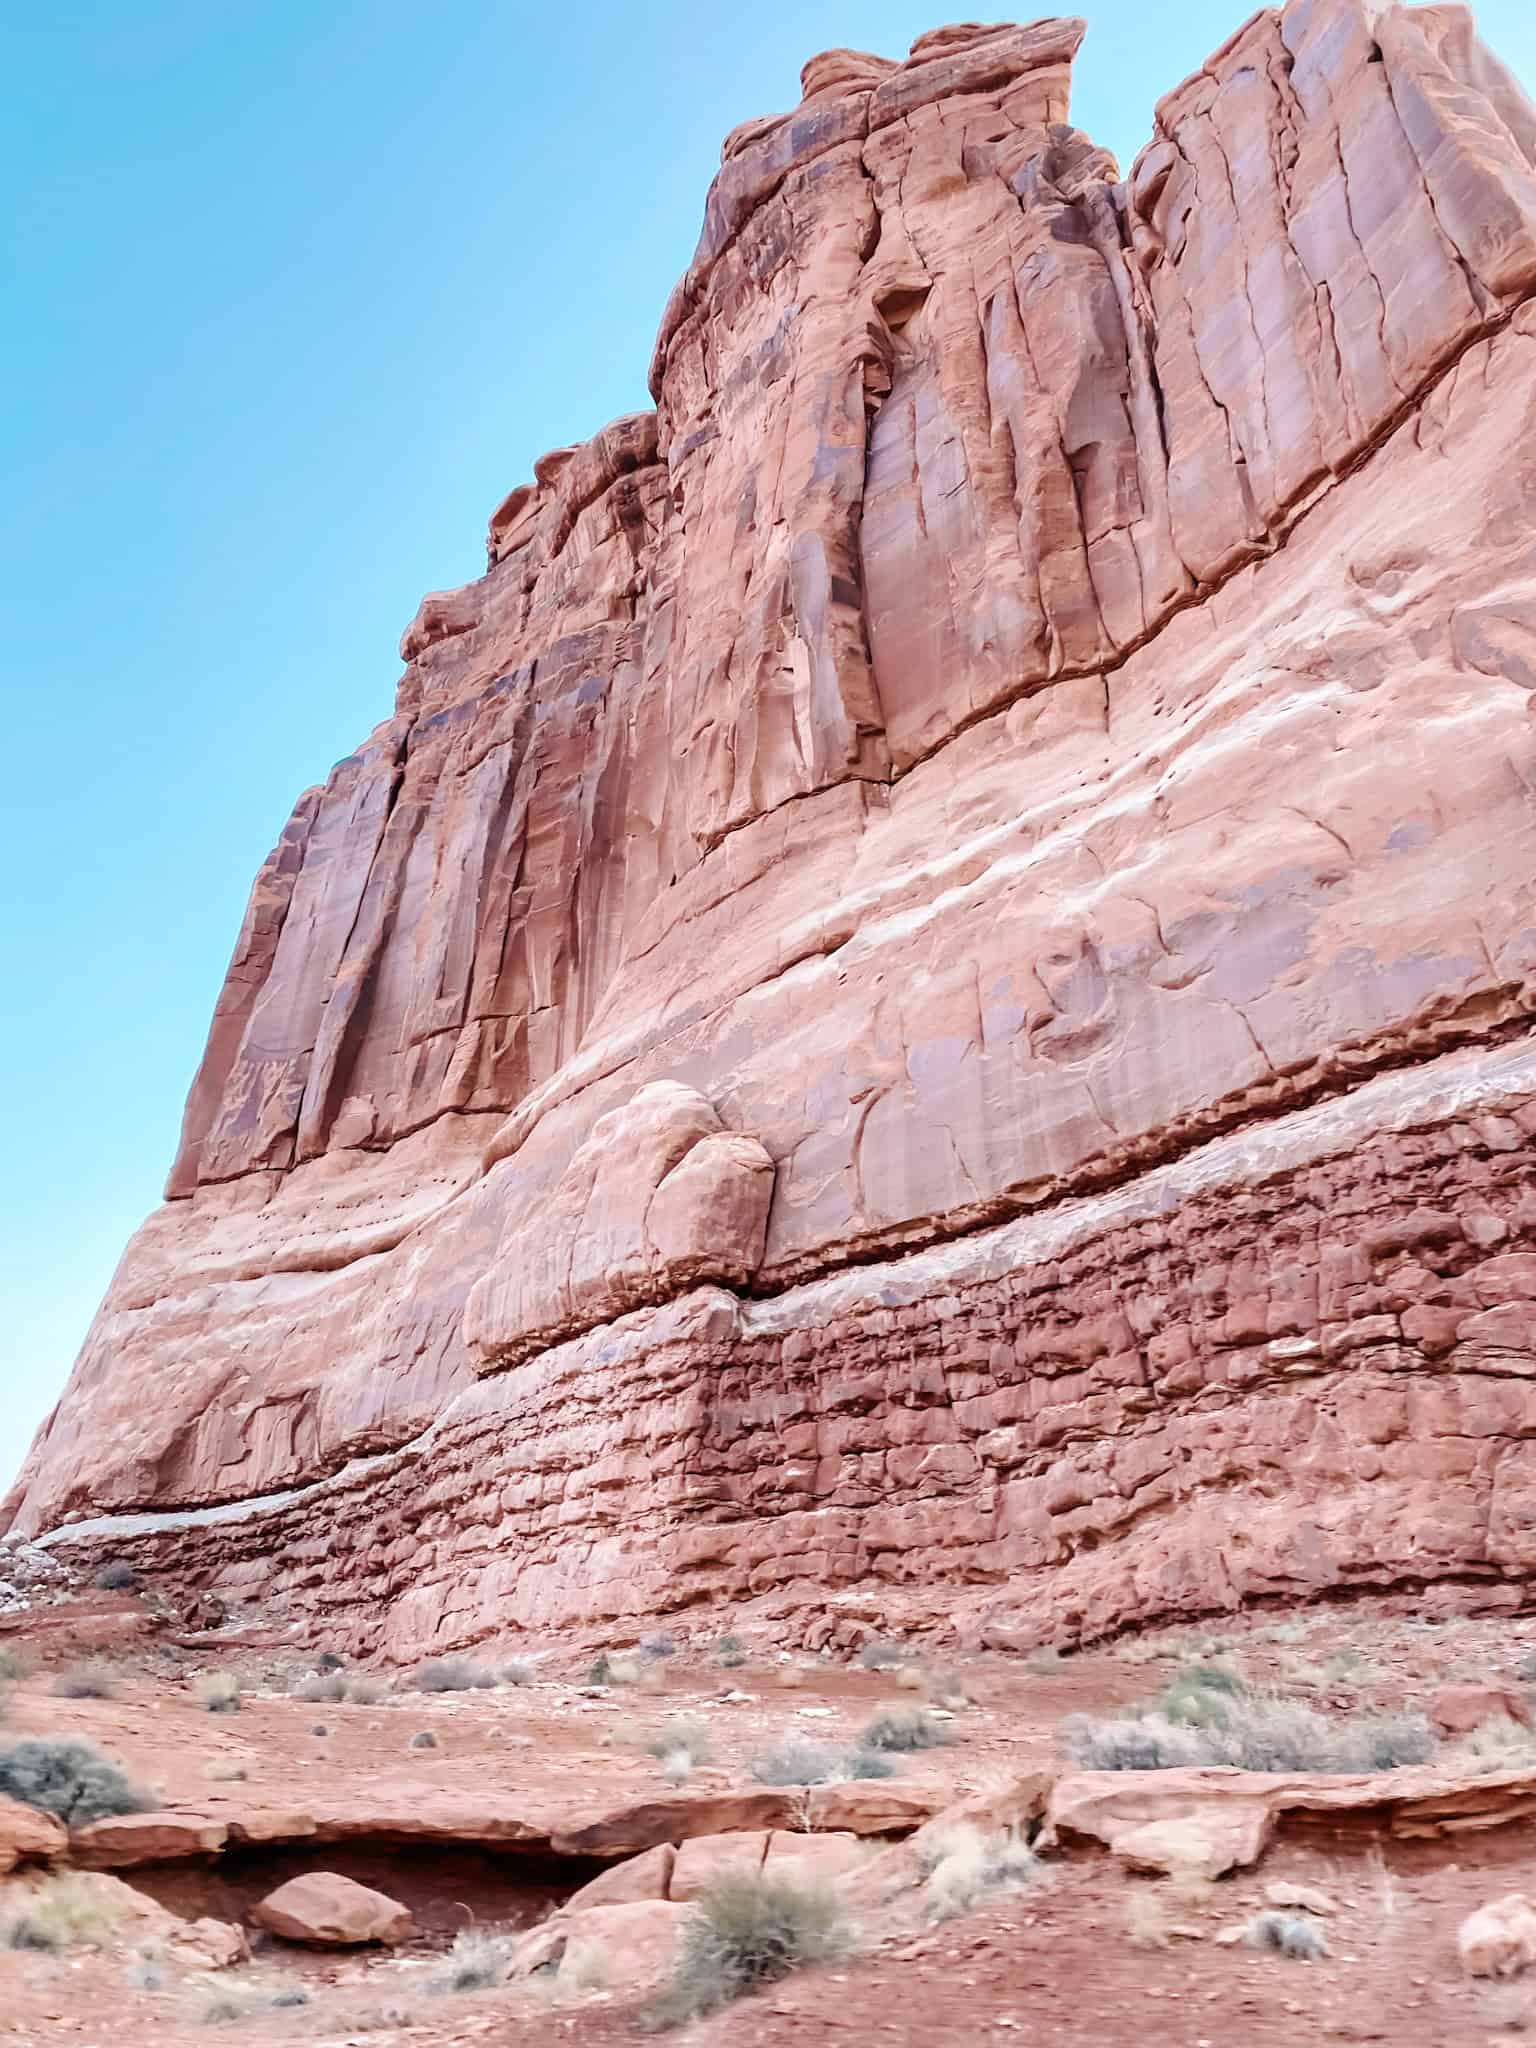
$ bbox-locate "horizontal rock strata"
[10,0,1536,1656]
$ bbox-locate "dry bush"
[502,1659,534,1687]
[716,1633,748,1670]
[644,1872,847,2027]
[4,1874,123,1951]
[857,1640,907,1672]
[414,1657,497,1693]
[862,1706,951,1753]
[408,1730,438,1751]
[750,1738,895,1785]
[52,1662,118,1700]
[640,1632,679,1660]
[195,1671,241,1715]
[919,1822,1039,1922]
[0,1738,150,1824]
[648,1717,714,1781]
[1243,1909,1328,1959]
[430,1928,517,1993]
[1062,1664,1434,1774]
[92,1562,140,1593]
[1023,1648,1070,1676]
[292,1671,347,1704]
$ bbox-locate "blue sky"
[4,0,1534,1497]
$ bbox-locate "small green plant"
[414,1657,497,1693]
[749,1738,895,1785]
[645,1873,846,2027]
[861,1707,950,1753]
[93,1562,140,1593]
[0,1738,150,1824]
[52,1662,117,1701]
[1244,1909,1328,1959]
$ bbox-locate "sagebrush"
[644,1873,846,2027]
[0,1739,150,1824]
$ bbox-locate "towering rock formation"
[12,2,1536,1656]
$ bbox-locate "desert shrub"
[0,1646,27,1683]
[1061,1695,1435,1774]
[646,1873,846,2026]
[1244,1909,1328,1959]
[431,1928,516,1993]
[199,1998,247,2026]
[716,1633,747,1669]
[1159,1662,1247,1727]
[408,1729,438,1751]
[750,1738,895,1786]
[647,1718,714,1767]
[292,1670,347,1703]
[502,1660,533,1687]
[857,1640,907,1671]
[93,1562,139,1593]
[414,1657,497,1693]
[127,1957,169,1990]
[862,1707,950,1753]
[52,1662,117,1701]
[196,1671,241,1715]
[315,1652,345,1673]
[920,1823,1040,1922]
[0,1738,150,1824]
[1023,1648,1070,1676]
[310,1723,330,1737]
[927,1667,970,1707]
[640,1632,679,1660]
[4,1874,123,1951]
[269,1985,310,2007]
[588,1653,614,1687]
[344,1675,388,1705]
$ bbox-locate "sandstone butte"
[9,1,1536,1664]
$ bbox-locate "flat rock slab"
[251,1871,413,1947]
[72,1811,228,1869]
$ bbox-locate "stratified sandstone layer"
[12,1,1536,1655]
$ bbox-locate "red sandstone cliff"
[12,3,1536,1656]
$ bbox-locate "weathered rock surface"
[0,1796,65,1874]
[1459,1892,1536,1977]
[10,1,1536,1655]
[251,1870,414,1946]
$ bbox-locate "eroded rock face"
[10,3,1536,1655]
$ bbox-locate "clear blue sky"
[4,1,1534,1498]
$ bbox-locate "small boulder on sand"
[252,1871,413,1947]
[1459,1894,1536,1978]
